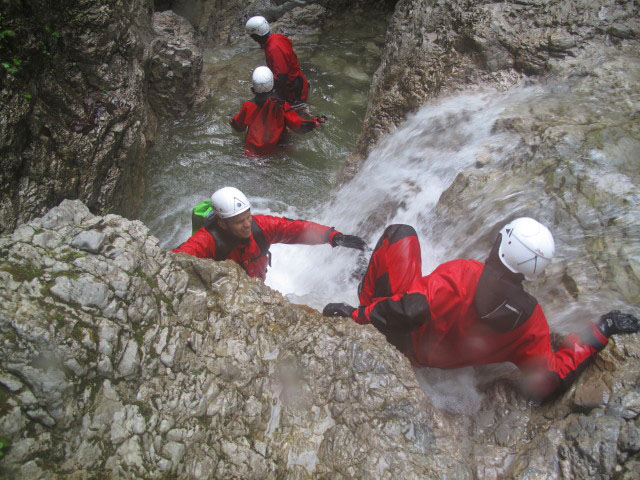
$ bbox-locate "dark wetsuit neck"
[254,91,276,107]
[474,234,537,332]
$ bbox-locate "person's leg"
[358,224,422,305]
[357,224,423,353]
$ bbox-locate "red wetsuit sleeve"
[511,305,609,401]
[255,215,339,246]
[283,102,316,132]
[172,228,216,259]
[230,102,254,132]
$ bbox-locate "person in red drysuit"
[230,66,324,157]
[322,220,639,401]
[173,186,366,281]
[245,15,309,104]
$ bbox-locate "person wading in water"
[230,66,324,157]
[245,15,309,106]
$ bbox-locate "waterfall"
[264,86,538,308]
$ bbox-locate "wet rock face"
[0,0,156,234]
[2,203,639,478]
[354,0,640,163]
[148,11,203,117]
[0,200,461,479]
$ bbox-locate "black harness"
[204,217,271,268]
[474,236,538,332]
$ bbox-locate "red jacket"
[230,97,315,156]
[263,33,309,102]
[353,259,609,399]
[172,214,340,280]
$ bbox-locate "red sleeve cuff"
[352,306,369,324]
[328,229,340,246]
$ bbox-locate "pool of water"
[139,15,388,249]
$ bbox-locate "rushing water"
[267,88,536,306]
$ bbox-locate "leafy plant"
[2,60,19,74]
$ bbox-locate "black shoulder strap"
[251,219,271,256]
[204,218,236,261]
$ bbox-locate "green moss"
[59,249,85,263]
[70,320,93,343]
[0,383,14,418]
[132,401,153,423]
[1,261,42,282]
[1,326,17,344]
[134,268,173,308]
[131,325,145,347]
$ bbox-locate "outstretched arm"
[256,215,366,251]
[283,104,321,133]
[324,289,430,337]
[256,215,339,246]
[513,308,638,401]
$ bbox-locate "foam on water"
[265,86,537,308]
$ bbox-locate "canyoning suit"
[352,224,610,401]
[230,93,317,157]
[263,33,309,104]
[172,214,341,281]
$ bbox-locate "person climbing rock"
[322,218,639,401]
[245,15,309,105]
[230,66,324,157]
[173,186,366,281]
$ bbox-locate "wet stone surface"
[1,200,639,479]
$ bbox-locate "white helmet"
[252,66,274,93]
[498,217,555,280]
[211,187,251,219]
[246,16,270,37]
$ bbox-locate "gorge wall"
[0,0,156,234]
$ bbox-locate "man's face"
[220,210,252,239]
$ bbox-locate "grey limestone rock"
[350,0,640,172]
[71,230,107,254]
[0,199,460,478]
[148,11,204,117]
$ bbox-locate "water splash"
[265,86,538,307]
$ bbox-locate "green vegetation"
[0,435,10,457]
[132,401,153,423]
[1,261,42,283]
[0,12,19,74]
[0,9,65,98]
[60,249,85,263]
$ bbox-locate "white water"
[264,86,537,308]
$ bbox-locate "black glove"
[322,302,356,318]
[597,310,640,337]
[332,233,367,251]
